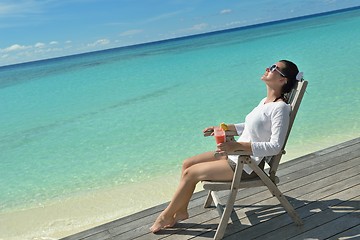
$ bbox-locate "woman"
[150,60,303,233]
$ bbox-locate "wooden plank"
[63,229,111,240]
[275,142,360,180]
[272,140,360,183]
[81,230,112,240]
[328,224,360,240]
[62,227,111,240]
[185,169,359,240]
[289,209,360,240]
[225,184,360,239]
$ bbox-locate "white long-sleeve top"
[228,98,291,174]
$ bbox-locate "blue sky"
[0,0,359,66]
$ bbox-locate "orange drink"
[214,126,225,144]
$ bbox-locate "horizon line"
[1,5,359,69]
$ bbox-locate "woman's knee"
[182,158,193,171]
[182,152,215,170]
[182,167,200,183]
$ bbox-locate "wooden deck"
[62,137,360,240]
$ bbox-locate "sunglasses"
[267,64,286,77]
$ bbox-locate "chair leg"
[204,190,213,208]
[213,189,238,240]
[260,179,303,225]
[262,177,303,225]
[249,160,303,226]
[273,190,303,225]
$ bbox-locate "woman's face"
[261,61,287,88]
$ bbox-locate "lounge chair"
[202,80,308,239]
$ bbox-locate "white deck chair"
[202,80,308,239]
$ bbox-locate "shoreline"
[1,135,358,240]
[0,173,184,240]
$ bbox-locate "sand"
[0,173,184,240]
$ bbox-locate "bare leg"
[150,158,233,233]
[174,151,220,223]
[181,151,218,175]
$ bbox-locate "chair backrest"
[268,80,308,181]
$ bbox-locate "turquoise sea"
[0,6,360,239]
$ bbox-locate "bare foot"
[175,211,189,222]
[167,212,189,228]
[149,214,175,233]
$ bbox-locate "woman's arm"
[226,124,237,131]
[217,141,252,153]
[251,104,290,157]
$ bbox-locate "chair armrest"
[227,150,252,156]
[203,129,239,137]
[225,130,238,136]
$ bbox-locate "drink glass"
[214,126,225,144]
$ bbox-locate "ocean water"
[0,7,360,236]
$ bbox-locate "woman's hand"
[214,142,234,159]
[216,142,239,153]
[203,124,235,136]
[203,126,215,136]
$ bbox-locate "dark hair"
[279,60,299,94]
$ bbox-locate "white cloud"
[0,3,14,14]
[220,9,232,14]
[96,39,110,45]
[0,1,44,16]
[87,38,110,47]
[120,29,143,37]
[35,42,45,48]
[226,20,247,27]
[1,44,29,52]
[172,23,209,36]
[189,23,208,31]
[50,41,58,45]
